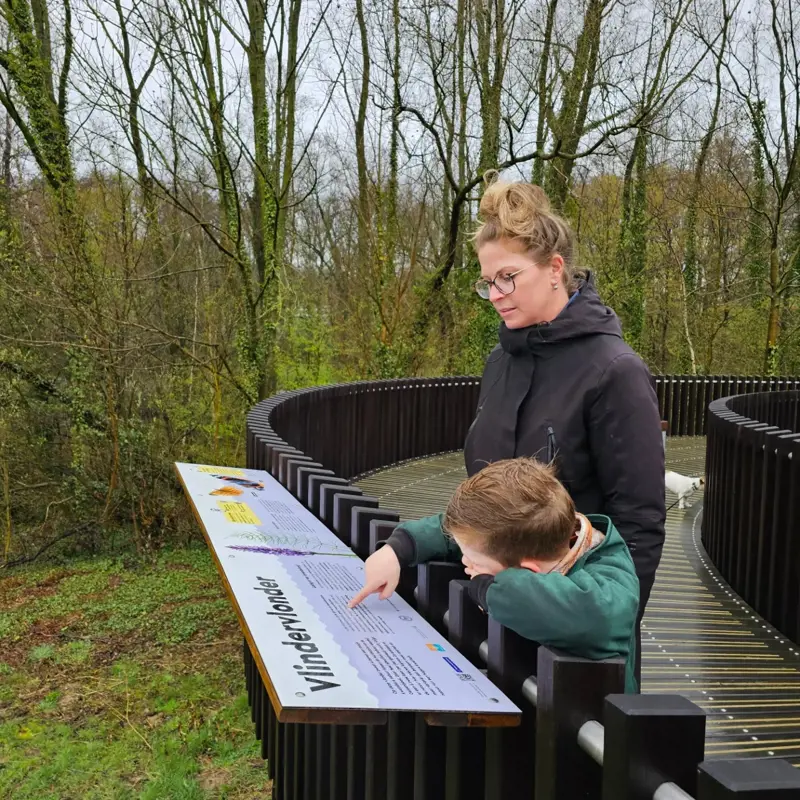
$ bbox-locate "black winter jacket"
[463,274,666,580]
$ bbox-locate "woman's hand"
[348,546,402,608]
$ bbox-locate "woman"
[355,178,664,686]
[463,178,665,684]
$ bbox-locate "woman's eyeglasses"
[474,268,527,300]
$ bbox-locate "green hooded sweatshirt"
[387,513,640,693]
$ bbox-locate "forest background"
[0,0,798,563]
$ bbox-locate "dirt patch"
[33,616,74,640]
[163,563,192,572]
[1,616,146,672]
[98,634,151,666]
[1,579,56,611]
[1,569,88,611]
[198,763,234,793]
[57,686,85,718]
[156,599,196,613]
[198,758,269,796]
[0,623,65,669]
[0,574,27,602]
[38,569,82,589]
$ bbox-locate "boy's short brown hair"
[444,458,576,566]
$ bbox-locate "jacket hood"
[499,271,623,354]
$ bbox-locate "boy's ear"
[519,557,543,573]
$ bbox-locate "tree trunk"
[765,246,781,374]
[683,0,729,293]
[246,0,269,284]
[0,0,76,217]
[545,0,604,208]
[532,0,558,186]
[474,0,505,175]
[354,0,371,274]
[617,128,648,350]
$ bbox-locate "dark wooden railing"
[265,377,480,479]
[656,375,800,437]
[262,375,800,481]
[703,391,800,644]
[239,376,800,799]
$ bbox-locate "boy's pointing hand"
[348,546,402,608]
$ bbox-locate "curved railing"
[248,374,800,481]
[241,376,800,796]
[703,391,800,643]
[247,377,480,480]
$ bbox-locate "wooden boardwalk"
[356,438,800,762]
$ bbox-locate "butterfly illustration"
[210,485,244,496]
[212,475,264,490]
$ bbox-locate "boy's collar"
[519,514,604,575]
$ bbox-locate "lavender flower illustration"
[228,530,354,556]
[227,544,357,557]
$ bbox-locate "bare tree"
[723,0,800,372]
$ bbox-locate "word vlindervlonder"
[254,576,340,692]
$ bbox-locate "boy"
[349,458,640,692]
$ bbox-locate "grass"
[0,546,270,799]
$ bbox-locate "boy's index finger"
[348,586,373,609]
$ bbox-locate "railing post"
[484,620,539,799]
[368,519,396,552]
[281,722,300,800]
[314,725,331,800]
[351,508,400,558]
[267,445,304,477]
[386,712,415,800]
[412,563,465,798]
[244,638,254,719]
[277,452,314,486]
[301,722,316,800]
[283,458,322,496]
[443,581,490,800]
[413,714,446,800]
[364,720,388,800]
[273,710,286,798]
[367,519,418,604]
[602,694,706,799]
[264,683,275,778]
[307,475,349,516]
[346,725,366,800]
[319,485,362,528]
[447,580,488,664]
[332,494,379,541]
[295,466,335,503]
[329,725,347,800]
[535,647,626,800]
[697,758,800,798]
[416,562,467,634]
[251,432,284,471]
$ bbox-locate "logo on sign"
[426,643,445,652]
[442,656,462,673]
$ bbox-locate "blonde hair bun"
[480,173,552,223]
[474,173,577,291]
